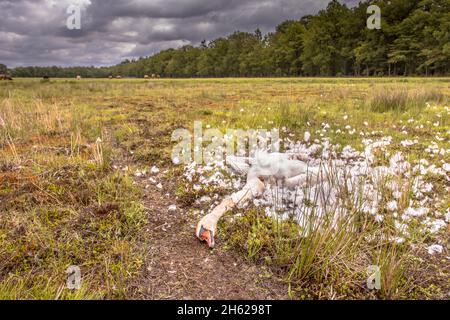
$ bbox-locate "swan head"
[196,224,215,248]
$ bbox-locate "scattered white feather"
[427,244,443,255]
[151,166,160,174]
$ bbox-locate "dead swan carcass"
[196,152,326,248]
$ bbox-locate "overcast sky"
[0,0,359,67]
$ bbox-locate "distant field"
[0,78,448,299]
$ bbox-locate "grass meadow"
[0,77,448,299]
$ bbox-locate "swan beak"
[198,226,215,248]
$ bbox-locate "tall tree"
[301,0,354,76]
[0,63,7,74]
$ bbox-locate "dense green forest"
[5,0,450,78]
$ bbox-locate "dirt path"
[128,170,288,300]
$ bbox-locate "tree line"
[6,0,450,78]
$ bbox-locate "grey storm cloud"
[0,0,359,67]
